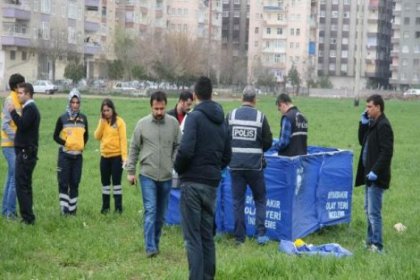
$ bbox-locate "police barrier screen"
[166,146,353,241]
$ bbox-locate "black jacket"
[174,100,231,187]
[11,101,40,150]
[355,114,394,189]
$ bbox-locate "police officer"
[226,86,273,245]
[275,93,308,156]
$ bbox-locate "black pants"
[15,148,38,224]
[100,156,123,211]
[180,182,217,280]
[57,150,82,214]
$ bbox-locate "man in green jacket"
[126,91,181,258]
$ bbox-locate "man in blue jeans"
[126,91,181,258]
[355,94,394,253]
[175,77,231,280]
[1,73,25,219]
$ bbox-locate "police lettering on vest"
[228,107,265,170]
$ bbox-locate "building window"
[341,64,348,72]
[290,42,294,48]
[414,58,420,66]
[402,59,408,66]
[277,13,283,21]
[329,63,336,71]
[41,21,50,40]
[416,31,420,38]
[417,3,420,11]
[10,51,16,60]
[290,28,294,35]
[403,31,410,39]
[341,50,348,58]
[254,41,258,47]
[255,27,259,34]
[330,50,336,57]
[296,28,300,36]
[404,17,410,25]
[332,11,338,18]
[267,27,271,34]
[342,37,349,44]
[22,51,27,61]
[416,17,420,24]
[277,28,282,35]
[41,0,51,14]
[68,26,76,44]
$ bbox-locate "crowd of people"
[1,73,393,279]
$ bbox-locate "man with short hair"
[8,83,41,225]
[1,73,25,219]
[226,85,273,245]
[174,76,231,280]
[167,90,194,124]
[275,93,308,156]
[126,91,181,258]
[355,94,394,253]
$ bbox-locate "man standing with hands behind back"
[8,83,41,225]
[355,94,394,253]
[226,85,272,246]
[174,76,231,280]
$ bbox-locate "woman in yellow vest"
[94,99,127,214]
[1,73,24,219]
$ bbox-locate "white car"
[33,80,58,94]
[403,89,420,96]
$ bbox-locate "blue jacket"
[174,100,231,187]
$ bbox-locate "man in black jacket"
[355,94,394,253]
[8,83,41,225]
[174,76,231,280]
[167,90,193,124]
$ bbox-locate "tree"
[219,50,247,87]
[152,32,207,87]
[318,75,333,89]
[132,65,147,80]
[107,60,124,80]
[64,62,85,85]
[288,65,301,95]
[35,19,74,81]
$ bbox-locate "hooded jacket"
[53,89,89,155]
[174,100,231,187]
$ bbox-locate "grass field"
[0,94,419,279]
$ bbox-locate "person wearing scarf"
[53,89,89,215]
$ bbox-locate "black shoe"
[114,207,123,214]
[101,208,110,215]
[146,250,159,258]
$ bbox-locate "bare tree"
[153,32,207,87]
[34,18,75,81]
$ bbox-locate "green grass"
[0,95,419,279]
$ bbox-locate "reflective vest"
[1,91,22,147]
[228,106,264,170]
[279,107,308,156]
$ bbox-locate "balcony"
[263,5,282,12]
[2,4,31,20]
[84,42,101,55]
[84,21,100,32]
[1,34,31,47]
[85,0,99,10]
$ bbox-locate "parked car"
[403,89,420,96]
[113,81,137,91]
[32,80,58,94]
[55,79,72,92]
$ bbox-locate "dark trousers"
[57,150,82,214]
[231,169,267,241]
[180,182,217,280]
[15,148,38,224]
[100,156,123,211]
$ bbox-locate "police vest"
[228,106,264,170]
[279,107,308,156]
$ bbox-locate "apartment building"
[317,0,392,89]
[390,0,420,89]
[221,0,250,83]
[248,0,317,85]
[0,0,104,89]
